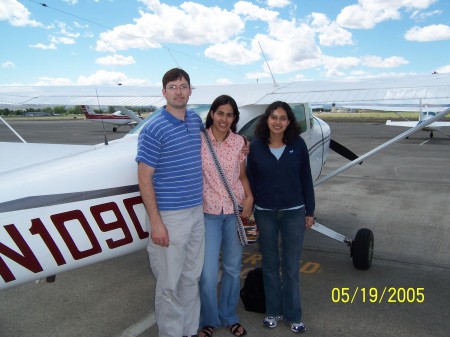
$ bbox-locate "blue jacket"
[246,137,315,216]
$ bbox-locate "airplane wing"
[0,142,95,175]
[337,103,450,112]
[385,120,419,127]
[1,73,450,107]
[386,120,450,127]
[117,106,144,124]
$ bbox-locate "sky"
[1,0,450,87]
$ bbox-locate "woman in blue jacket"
[246,101,315,334]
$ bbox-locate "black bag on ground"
[240,267,266,313]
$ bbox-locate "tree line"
[0,106,155,116]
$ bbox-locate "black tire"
[351,228,374,270]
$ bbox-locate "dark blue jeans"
[254,208,305,323]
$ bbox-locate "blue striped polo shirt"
[136,107,203,210]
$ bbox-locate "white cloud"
[34,77,74,86]
[215,78,233,84]
[362,55,409,68]
[324,68,346,77]
[233,1,279,21]
[321,55,361,71]
[316,22,354,47]
[2,61,15,68]
[96,1,244,52]
[404,24,450,41]
[77,70,150,85]
[309,12,330,27]
[96,54,136,66]
[205,41,260,65]
[435,65,450,73]
[50,36,76,45]
[308,13,354,47]
[251,19,321,74]
[267,0,291,8]
[245,71,272,80]
[56,21,80,39]
[410,9,441,21]
[29,42,57,50]
[337,0,437,29]
[0,0,42,27]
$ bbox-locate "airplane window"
[128,104,210,135]
[291,104,307,133]
[187,104,211,123]
[238,115,260,141]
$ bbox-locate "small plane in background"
[81,105,143,132]
[337,101,450,138]
[1,73,450,290]
[386,109,450,138]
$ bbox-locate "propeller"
[329,139,362,164]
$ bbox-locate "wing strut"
[0,116,27,143]
[312,221,352,246]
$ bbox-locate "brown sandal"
[198,326,214,337]
[229,323,247,336]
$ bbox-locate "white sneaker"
[291,322,306,333]
[263,315,283,328]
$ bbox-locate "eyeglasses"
[165,84,190,91]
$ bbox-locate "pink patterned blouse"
[202,128,246,215]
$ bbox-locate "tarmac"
[0,119,449,337]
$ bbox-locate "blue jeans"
[199,212,243,327]
[254,208,306,323]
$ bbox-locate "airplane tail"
[80,105,97,118]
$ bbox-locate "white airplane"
[386,109,450,138]
[1,73,450,290]
[81,105,143,132]
[339,101,450,138]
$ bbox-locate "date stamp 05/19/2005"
[331,287,425,304]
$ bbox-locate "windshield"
[128,104,211,135]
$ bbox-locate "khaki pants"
[147,205,205,337]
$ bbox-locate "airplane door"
[291,104,311,148]
[292,104,324,181]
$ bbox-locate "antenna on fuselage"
[96,88,108,145]
[258,41,278,87]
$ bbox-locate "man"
[136,68,204,337]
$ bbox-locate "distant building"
[22,111,53,117]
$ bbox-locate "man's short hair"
[162,68,191,89]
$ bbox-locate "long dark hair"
[254,101,300,145]
[205,95,240,133]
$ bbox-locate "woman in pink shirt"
[198,95,253,337]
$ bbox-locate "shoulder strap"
[202,129,249,246]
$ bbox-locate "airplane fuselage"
[0,103,329,289]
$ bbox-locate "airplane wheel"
[351,228,374,270]
[113,127,117,132]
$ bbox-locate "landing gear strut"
[312,222,374,270]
